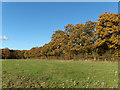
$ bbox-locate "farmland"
[2,59,118,88]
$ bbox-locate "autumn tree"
[2,11,119,61]
[94,11,119,58]
[51,30,68,58]
[2,48,11,59]
[24,50,30,59]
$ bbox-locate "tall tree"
[94,11,119,56]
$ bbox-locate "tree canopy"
[1,11,120,61]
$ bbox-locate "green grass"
[2,59,118,88]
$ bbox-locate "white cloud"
[0,36,8,40]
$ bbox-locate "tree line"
[1,11,120,61]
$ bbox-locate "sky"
[1,0,120,2]
[2,2,118,50]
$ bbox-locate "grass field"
[2,59,118,88]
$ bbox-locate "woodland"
[1,11,120,61]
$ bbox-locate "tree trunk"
[92,49,97,60]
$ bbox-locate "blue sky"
[2,2,118,50]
